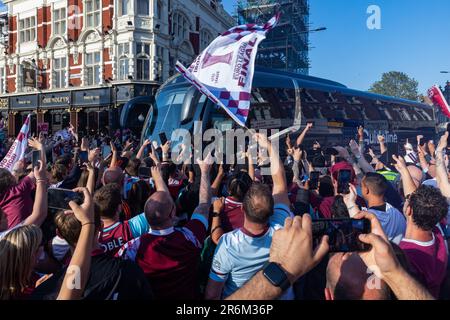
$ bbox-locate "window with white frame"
[85,0,101,28]
[85,52,101,85]
[136,43,150,80]
[118,43,130,80]
[173,12,190,40]
[119,0,130,16]
[53,57,66,88]
[200,29,213,50]
[137,0,149,16]
[19,16,36,43]
[53,8,66,35]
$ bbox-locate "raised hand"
[349,139,361,157]
[354,212,400,279]
[392,154,407,172]
[69,188,94,225]
[293,147,303,162]
[28,137,43,151]
[269,215,329,284]
[436,132,448,153]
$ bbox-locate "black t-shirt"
[31,253,153,300]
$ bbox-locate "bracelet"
[81,222,95,227]
[36,179,48,183]
[346,205,355,211]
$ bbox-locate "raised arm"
[247,151,255,181]
[57,188,95,300]
[435,132,450,198]
[110,141,119,168]
[378,135,387,155]
[193,154,213,220]
[211,197,225,245]
[292,148,302,186]
[211,164,225,197]
[150,164,169,193]
[255,133,290,206]
[295,122,313,147]
[349,139,375,174]
[23,156,48,227]
[136,139,151,160]
[85,163,96,195]
[392,155,417,197]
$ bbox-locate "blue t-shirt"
[209,203,294,299]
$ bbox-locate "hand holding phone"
[138,166,152,179]
[308,171,320,190]
[312,218,371,252]
[337,169,352,194]
[32,150,40,169]
[159,132,168,146]
[48,188,85,210]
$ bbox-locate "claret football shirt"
[117,213,208,300]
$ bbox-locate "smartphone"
[102,145,112,158]
[337,169,352,194]
[159,132,168,145]
[138,166,152,179]
[325,147,339,156]
[32,150,40,169]
[312,218,371,252]
[78,151,88,164]
[48,188,84,210]
[309,171,320,190]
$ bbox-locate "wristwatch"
[262,262,291,291]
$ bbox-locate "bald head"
[326,253,391,300]
[144,191,175,228]
[102,167,124,186]
[407,165,425,187]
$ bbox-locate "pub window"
[85,52,101,86]
[85,0,101,28]
[53,8,66,35]
[19,16,36,43]
[53,57,66,88]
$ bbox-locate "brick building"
[0,0,233,137]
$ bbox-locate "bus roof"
[164,68,431,109]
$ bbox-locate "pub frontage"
[0,84,156,137]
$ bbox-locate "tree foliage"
[369,71,419,101]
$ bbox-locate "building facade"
[0,0,233,137]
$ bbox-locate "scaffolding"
[236,0,310,75]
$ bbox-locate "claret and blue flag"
[175,13,280,127]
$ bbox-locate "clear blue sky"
[222,0,450,95]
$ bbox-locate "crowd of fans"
[0,121,449,300]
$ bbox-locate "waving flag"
[175,14,280,127]
[0,115,31,172]
[428,85,450,118]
